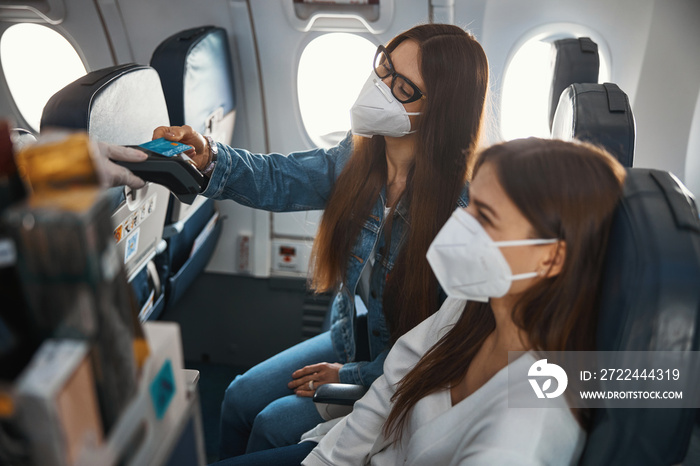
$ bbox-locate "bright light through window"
[501,37,610,141]
[1,24,87,131]
[298,33,376,148]
[501,40,553,140]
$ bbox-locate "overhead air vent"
[285,0,393,33]
[293,0,379,21]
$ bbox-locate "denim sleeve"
[337,349,389,386]
[201,133,353,212]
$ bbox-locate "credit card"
[138,138,192,157]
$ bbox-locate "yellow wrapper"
[15,132,99,206]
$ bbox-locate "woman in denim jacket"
[152,23,489,459]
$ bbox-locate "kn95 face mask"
[350,72,421,138]
[426,208,558,302]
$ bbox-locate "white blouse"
[302,298,586,466]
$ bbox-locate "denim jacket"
[202,133,469,386]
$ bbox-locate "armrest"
[313,383,368,406]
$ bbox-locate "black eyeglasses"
[373,45,427,104]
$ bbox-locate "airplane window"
[0,24,86,131]
[500,37,610,141]
[297,33,376,148]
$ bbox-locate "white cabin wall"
[452,1,487,45]
[684,91,700,197]
[207,1,272,277]
[633,0,700,183]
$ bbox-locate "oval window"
[500,33,610,141]
[297,33,376,148]
[1,24,87,131]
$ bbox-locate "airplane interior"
[0,0,699,465]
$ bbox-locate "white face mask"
[350,71,421,138]
[426,208,558,302]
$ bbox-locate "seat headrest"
[150,26,236,143]
[40,64,170,145]
[551,82,635,167]
[578,168,700,465]
[549,37,600,129]
[39,64,171,281]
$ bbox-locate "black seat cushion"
[41,64,170,145]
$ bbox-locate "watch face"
[205,135,218,158]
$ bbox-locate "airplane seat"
[40,63,172,321]
[548,37,600,130]
[551,82,635,167]
[148,25,231,307]
[578,168,700,465]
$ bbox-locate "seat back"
[151,25,235,224]
[548,37,600,130]
[40,64,171,284]
[578,168,700,465]
[151,25,236,145]
[148,26,230,307]
[551,82,635,167]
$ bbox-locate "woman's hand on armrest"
[290,362,343,397]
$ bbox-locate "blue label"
[124,228,139,263]
[140,138,192,157]
[149,359,176,420]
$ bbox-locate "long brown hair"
[310,24,489,342]
[384,138,626,439]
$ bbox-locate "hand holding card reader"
[113,138,205,204]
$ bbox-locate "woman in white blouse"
[210,138,626,465]
[302,137,626,466]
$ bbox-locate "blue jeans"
[209,442,316,466]
[219,332,338,458]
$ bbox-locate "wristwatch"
[201,135,218,177]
